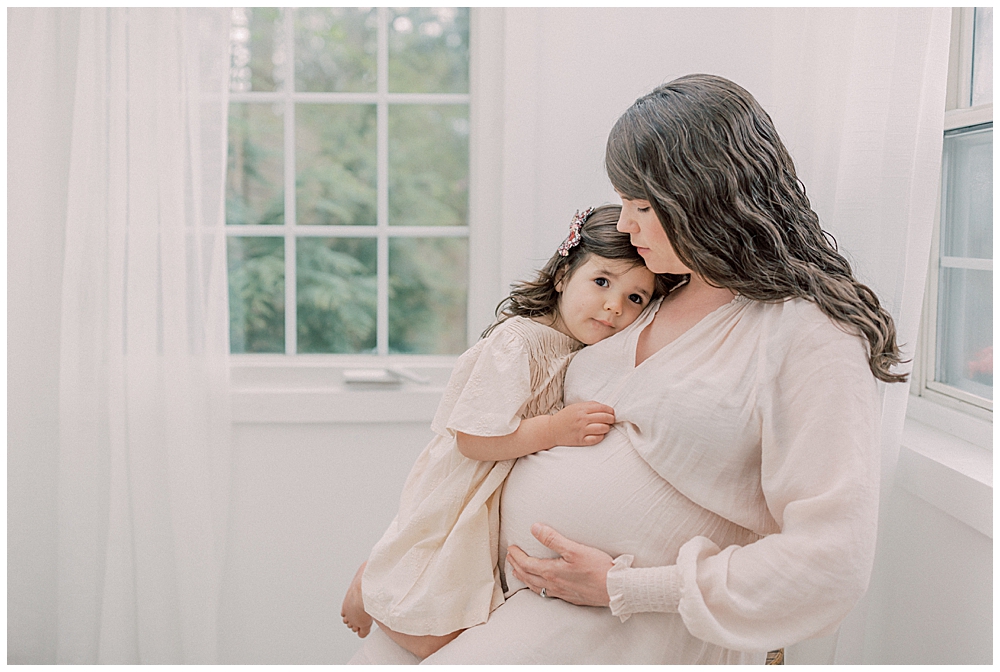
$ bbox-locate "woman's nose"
[616,213,635,233]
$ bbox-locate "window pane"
[389,238,468,354]
[935,268,992,399]
[388,105,469,226]
[228,237,285,353]
[972,7,993,107]
[296,103,377,226]
[295,8,377,93]
[388,8,469,93]
[941,126,992,259]
[227,103,284,226]
[297,237,377,353]
[229,7,284,93]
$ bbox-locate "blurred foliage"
[230,7,282,92]
[297,104,377,226]
[295,8,377,92]
[228,7,470,355]
[298,238,377,353]
[228,237,285,353]
[389,105,469,227]
[388,8,469,93]
[389,238,467,354]
[227,103,284,227]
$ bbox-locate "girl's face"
[551,254,656,345]
[616,194,692,275]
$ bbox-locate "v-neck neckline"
[630,294,747,370]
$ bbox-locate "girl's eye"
[594,277,609,288]
[629,294,644,305]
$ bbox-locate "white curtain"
[46,8,232,663]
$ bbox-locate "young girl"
[341,205,667,658]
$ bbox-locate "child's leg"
[341,561,373,637]
[373,620,463,660]
[342,560,462,659]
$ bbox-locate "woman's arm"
[455,401,616,461]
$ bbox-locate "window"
[917,7,992,416]
[226,7,471,356]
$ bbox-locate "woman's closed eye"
[637,206,651,213]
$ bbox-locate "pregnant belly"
[499,427,754,591]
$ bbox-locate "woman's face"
[615,194,692,275]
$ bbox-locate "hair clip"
[557,207,595,256]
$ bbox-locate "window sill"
[899,395,992,538]
[230,356,456,424]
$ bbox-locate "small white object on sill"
[342,368,432,386]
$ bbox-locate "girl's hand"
[457,402,614,461]
[506,523,614,607]
[549,401,615,446]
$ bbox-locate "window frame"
[227,7,490,361]
[913,6,993,421]
[228,8,504,404]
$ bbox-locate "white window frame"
[913,6,993,423]
[229,8,505,420]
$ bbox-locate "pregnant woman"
[351,74,905,664]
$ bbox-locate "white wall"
[867,483,992,663]
[217,422,430,663]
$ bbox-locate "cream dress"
[361,316,581,636]
[352,296,880,664]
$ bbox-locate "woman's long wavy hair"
[483,205,673,338]
[606,74,906,383]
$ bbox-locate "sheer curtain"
[51,8,232,663]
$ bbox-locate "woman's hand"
[506,523,614,607]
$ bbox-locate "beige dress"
[361,317,582,636]
[353,296,880,664]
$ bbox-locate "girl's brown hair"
[605,74,906,383]
[484,204,673,338]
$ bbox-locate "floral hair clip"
[557,207,595,256]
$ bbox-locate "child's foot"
[341,562,373,638]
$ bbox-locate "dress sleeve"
[431,327,533,439]
[607,320,881,651]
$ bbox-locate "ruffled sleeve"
[430,323,533,439]
[607,554,682,623]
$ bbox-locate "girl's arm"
[456,401,616,461]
